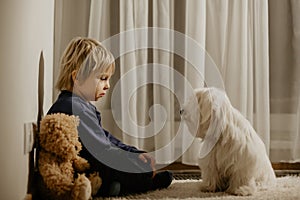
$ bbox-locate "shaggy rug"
[95,175,300,200]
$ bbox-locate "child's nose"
[104,81,110,90]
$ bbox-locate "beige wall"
[0,0,54,199]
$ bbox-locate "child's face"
[94,72,112,101]
[74,68,113,101]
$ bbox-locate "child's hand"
[138,153,156,177]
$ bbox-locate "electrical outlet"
[24,122,35,154]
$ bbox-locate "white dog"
[181,87,276,196]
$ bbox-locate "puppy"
[181,87,276,196]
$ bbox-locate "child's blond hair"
[56,37,115,91]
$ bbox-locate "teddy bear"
[37,113,102,200]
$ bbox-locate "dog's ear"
[202,88,228,140]
[198,90,213,121]
[195,88,213,138]
[198,88,228,158]
[181,91,201,137]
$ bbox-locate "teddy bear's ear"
[39,113,81,160]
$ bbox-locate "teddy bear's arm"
[39,154,75,195]
[73,155,90,172]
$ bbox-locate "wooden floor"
[157,162,300,180]
[159,162,300,171]
[158,162,300,177]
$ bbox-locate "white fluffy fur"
[181,87,276,196]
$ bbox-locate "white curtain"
[269,0,300,162]
[54,0,300,165]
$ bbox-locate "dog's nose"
[180,109,184,115]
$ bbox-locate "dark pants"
[80,144,158,196]
[98,169,154,196]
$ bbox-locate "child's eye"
[98,76,108,81]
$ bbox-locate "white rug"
[96,176,300,200]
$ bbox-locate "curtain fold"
[152,0,175,164]
[204,0,270,153]
[181,0,206,165]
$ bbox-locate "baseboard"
[272,162,300,170]
[158,162,199,171]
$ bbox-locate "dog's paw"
[230,184,257,196]
[199,182,216,193]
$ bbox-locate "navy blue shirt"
[47,90,151,174]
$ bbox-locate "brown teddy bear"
[37,113,102,200]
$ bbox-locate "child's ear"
[71,70,78,82]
